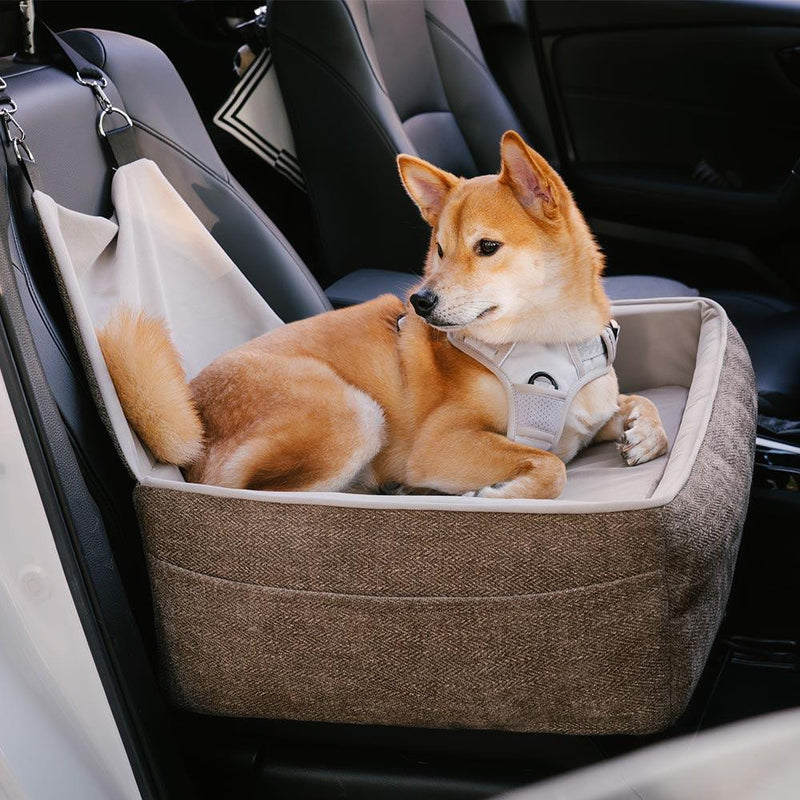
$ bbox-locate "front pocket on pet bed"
[135,487,666,597]
[149,555,670,735]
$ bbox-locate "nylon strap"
[36,22,140,168]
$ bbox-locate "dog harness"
[447,321,620,451]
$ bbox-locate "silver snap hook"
[2,112,26,141]
[75,71,108,89]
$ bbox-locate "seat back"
[270,0,526,278]
[7,29,330,323]
[0,28,330,632]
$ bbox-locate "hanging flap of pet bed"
[33,158,283,479]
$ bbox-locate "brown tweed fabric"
[135,325,755,734]
[659,325,756,718]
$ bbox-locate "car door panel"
[520,0,800,293]
[552,26,800,188]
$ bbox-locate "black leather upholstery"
[269,0,699,295]
[467,0,561,169]
[270,0,525,279]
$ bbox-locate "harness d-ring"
[527,371,559,390]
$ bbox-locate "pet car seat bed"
[36,157,756,735]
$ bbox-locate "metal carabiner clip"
[0,98,18,116]
[2,111,26,142]
[75,71,108,89]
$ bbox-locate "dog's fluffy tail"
[97,305,204,467]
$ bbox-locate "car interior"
[0,1,799,798]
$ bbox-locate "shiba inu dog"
[99,131,667,498]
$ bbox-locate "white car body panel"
[0,373,141,800]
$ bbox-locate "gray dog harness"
[447,321,620,451]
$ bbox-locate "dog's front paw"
[463,479,514,499]
[462,483,505,498]
[617,409,668,466]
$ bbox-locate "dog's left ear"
[499,131,565,219]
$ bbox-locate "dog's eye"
[437,242,444,258]
[477,239,502,257]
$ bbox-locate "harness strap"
[449,321,620,452]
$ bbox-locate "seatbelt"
[35,22,140,168]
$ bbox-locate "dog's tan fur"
[97,306,204,466]
[98,132,667,498]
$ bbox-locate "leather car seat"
[269,0,698,306]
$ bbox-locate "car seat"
[268,0,698,306]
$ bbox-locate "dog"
[98,131,668,499]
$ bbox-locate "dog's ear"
[397,155,458,226]
[499,131,564,219]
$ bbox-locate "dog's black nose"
[410,289,438,318]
